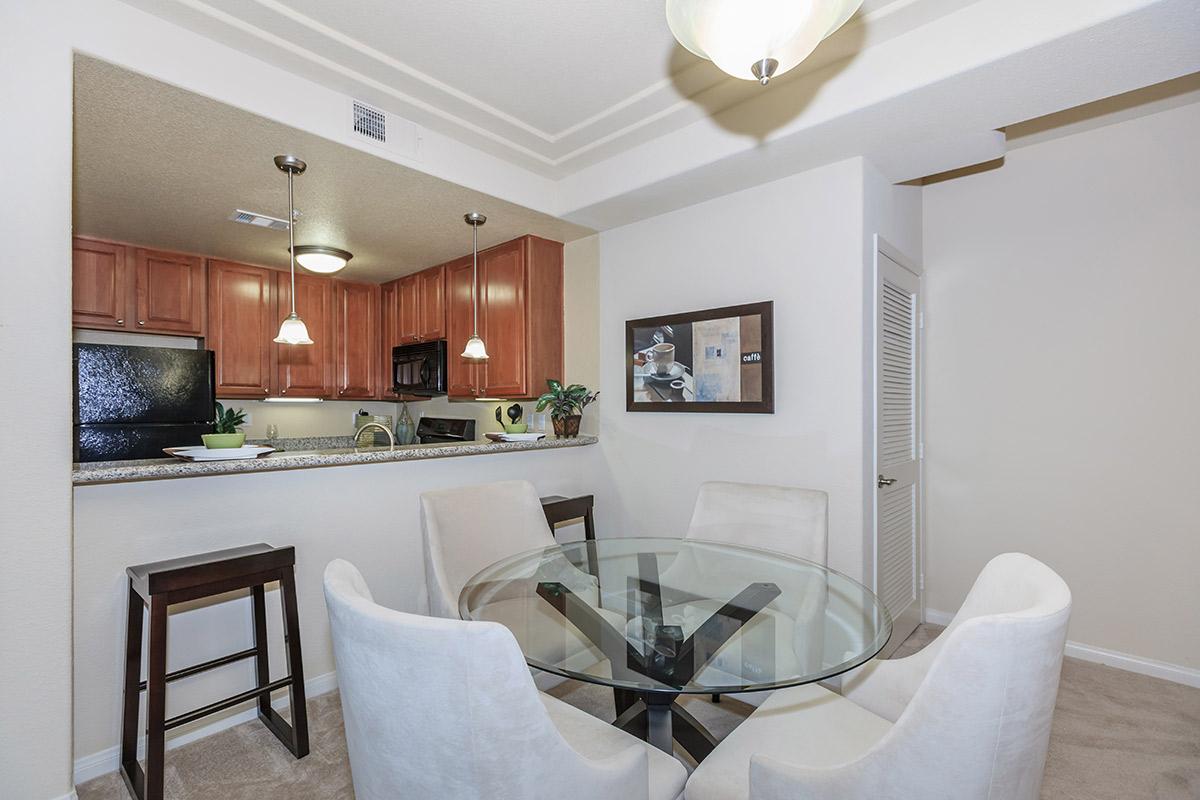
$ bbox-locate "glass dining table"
[459,537,892,762]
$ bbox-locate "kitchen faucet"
[355,422,395,449]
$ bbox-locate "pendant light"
[273,155,314,345]
[666,0,863,85]
[460,212,489,360]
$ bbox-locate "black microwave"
[392,340,448,396]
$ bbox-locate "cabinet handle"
[115,318,124,325]
[138,320,145,326]
[263,388,268,394]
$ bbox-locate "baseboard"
[924,608,1200,689]
[50,791,79,800]
[73,671,337,787]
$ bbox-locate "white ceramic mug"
[647,342,675,375]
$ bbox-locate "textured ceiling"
[73,56,593,283]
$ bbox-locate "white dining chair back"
[420,479,556,618]
[748,552,1072,800]
[324,559,679,800]
[685,481,827,565]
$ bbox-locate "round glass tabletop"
[459,537,892,695]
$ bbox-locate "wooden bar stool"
[541,494,598,576]
[120,543,309,800]
[540,494,596,541]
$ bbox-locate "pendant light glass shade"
[461,334,488,360]
[461,211,489,360]
[666,0,862,84]
[274,312,314,345]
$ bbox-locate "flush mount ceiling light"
[273,154,314,346]
[461,211,489,361]
[291,244,353,274]
[666,0,862,85]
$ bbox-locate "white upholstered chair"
[420,479,557,619]
[685,481,828,564]
[684,553,1072,800]
[420,479,610,669]
[324,559,688,800]
[674,482,831,692]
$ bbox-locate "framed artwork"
[625,301,774,413]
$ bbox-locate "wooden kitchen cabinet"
[379,278,400,399]
[334,280,381,399]
[446,236,563,400]
[396,274,420,344]
[72,237,130,331]
[446,256,482,398]
[73,238,205,335]
[417,264,446,341]
[274,272,333,398]
[207,260,276,398]
[134,248,206,335]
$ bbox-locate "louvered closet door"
[876,249,922,650]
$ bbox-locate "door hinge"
[918,442,925,460]
[918,311,925,330]
[919,573,925,592]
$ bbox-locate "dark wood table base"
[613,690,721,761]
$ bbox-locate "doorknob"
[877,475,897,488]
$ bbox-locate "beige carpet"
[77,625,1200,799]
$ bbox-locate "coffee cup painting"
[626,301,774,413]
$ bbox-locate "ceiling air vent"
[228,209,291,231]
[353,100,386,143]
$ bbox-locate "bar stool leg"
[280,567,310,757]
[144,596,169,800]
[119,581,145,799]
[251,584,271,719]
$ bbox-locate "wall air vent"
[228,209,291,231]
[353,100,387,143]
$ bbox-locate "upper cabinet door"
[417,265,446,341]
[207,261,274,398]
[334,280,380,399]
[397,274,420,344]
[134,248,205,335]
[479,239,528,398]
[445,256,480,398]
[73,238,130,330]
[274,272,333,398]
[379,279,400,399]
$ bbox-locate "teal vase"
[396,402,416,445]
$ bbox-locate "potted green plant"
[535,380,598,438]
[202,402,248,449]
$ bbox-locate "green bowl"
[502,422,528,434]
[202,432,246,449]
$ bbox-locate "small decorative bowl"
[502,422,528,434]
[202,432,246,449]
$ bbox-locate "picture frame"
[625,301,774,413]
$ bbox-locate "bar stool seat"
[120,543,309,800]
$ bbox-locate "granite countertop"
[73,435,598,485]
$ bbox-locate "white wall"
[0,4,75,798]
[594,158,872,580]
[922,100,1200,670]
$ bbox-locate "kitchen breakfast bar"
[70,435,602,781]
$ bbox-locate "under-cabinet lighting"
[262,397,324,403]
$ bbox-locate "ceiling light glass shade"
[274,312,314,345]
[292,245,352,274]
[461,335,489,360]
[666,0,862,84]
